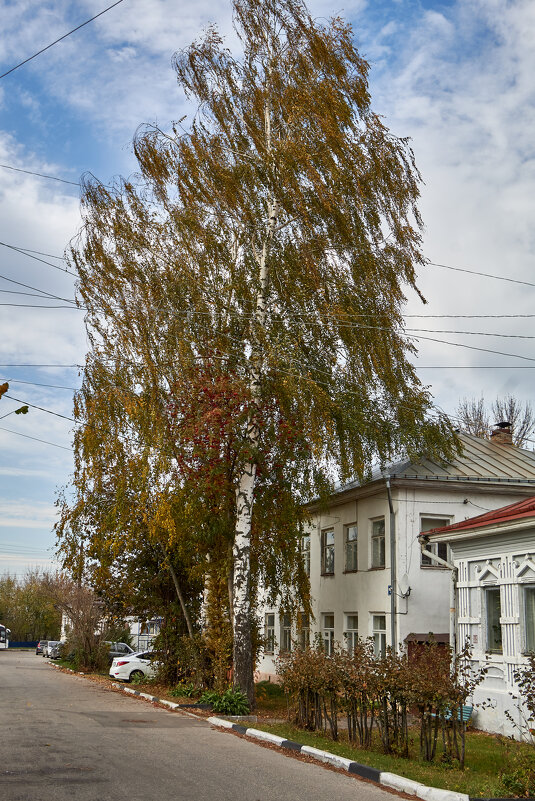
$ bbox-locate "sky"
[0,0,534,578]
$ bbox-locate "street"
[0,651,397,801]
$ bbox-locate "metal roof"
[333,433,535,497]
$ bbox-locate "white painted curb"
[380,772,469,801]
[246,728,286,746]
[301,745,354,771]
[207,716,235,729]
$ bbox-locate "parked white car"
[43,640,60,657]
[109,651,158,682]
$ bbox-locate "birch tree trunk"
[231,57,278,705]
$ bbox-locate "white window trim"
[264,612,276,655]
[344,613,358,653]
[322,613,335,656]
[370,517,386,570]
[420,516,452,568]
[344,523,358,572]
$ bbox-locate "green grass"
[251,720,533,797]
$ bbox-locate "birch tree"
[69,0,457,704]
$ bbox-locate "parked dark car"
[36,640,48,655]
[105,642,135,663]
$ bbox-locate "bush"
[169,681,198,698]
[199,688,250,715]
[277,638,487,768]
[211,688,250,716]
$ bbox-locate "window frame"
[372,613,387,658]
[344,524,358,573]
[370,518,386,570]
[523,584,535,654]
[484,586,503,654]
[279,613,292,654]
[301,534,311,577]
[420,516,451,567]
[344,613,358,653]
[321,528,335,576]
[264,612,276,655]
[297,612,310,650]
[322,613,335,656]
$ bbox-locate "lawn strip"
[250,721,512,798]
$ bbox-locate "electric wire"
[428,261,535,289]
[4,394,76,423]
[0,0,128,80]
[0,303,82,308]
[5,245,66,261]
[2,379,78,390]
[0,425,72,451]
[0,272,77,304]
[0,163,80,186]
[0,241,76,276]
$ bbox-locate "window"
[345,524,358,572]
[322,613,335,656]
[344,614,358,653]
[298,612,310,650]
[302,535,311,577]
[264,613,275,654]
[280,614,292,653]
[321,528,335,575]
[372,614,387,658]
[524,586,535,653]
[420,517,450,566]
[371,518,385,569]
[485,587,502,653]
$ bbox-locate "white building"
[426,496,535,739]
[257,428,535,680]
[127,616,162,651]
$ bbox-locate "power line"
[3,379,78,390]
[0,163,79,186]
[0,241,76,277]
[0,289,74,299]
[4,394,76,423]
[405,314,535,319]
[406,328,535,340]
[0,364,80,368]
[0,272,77,304]
[0,0,128,80]
[4,244,66,261]
[0,303,82,309]
[428,261,535,289]
[0,425,72,451]
[416,365,535,369]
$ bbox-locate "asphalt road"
[0,650,397,801]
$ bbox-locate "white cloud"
[0,500,58,529]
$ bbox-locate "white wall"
[256,481,531,683]
[450,529,535,739]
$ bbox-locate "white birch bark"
[232,70,278,702]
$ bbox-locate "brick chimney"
[490,421,513,446]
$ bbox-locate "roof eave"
[427,516,535,543]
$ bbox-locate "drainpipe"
[419,536,458,658]
[385,475,397,651]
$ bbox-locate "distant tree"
[455,395,535,447]
[0,571,61,641]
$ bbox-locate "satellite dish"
[399,573,411,598]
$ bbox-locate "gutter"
[384,475,397,651]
